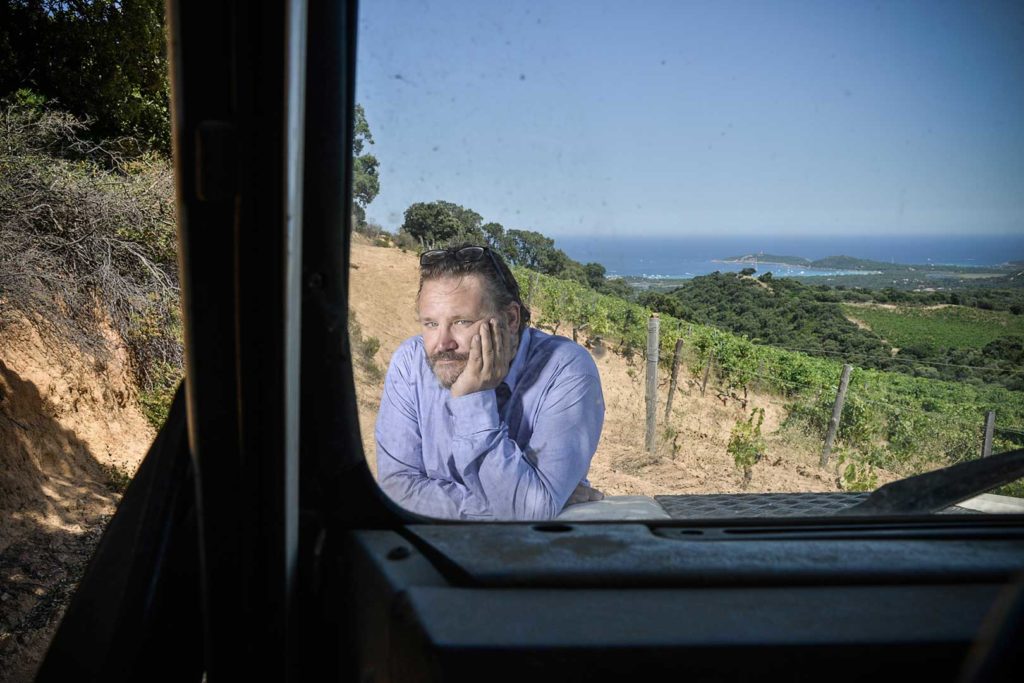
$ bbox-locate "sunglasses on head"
[419,245,511,293]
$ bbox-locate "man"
[375,244,605,520]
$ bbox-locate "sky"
[355,0,1024,239]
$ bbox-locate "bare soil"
[0,317,154,682]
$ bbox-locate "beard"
[428,350,470,389]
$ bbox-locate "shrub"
[348,313,382,381]
[728,407,766,488]
[0,103,182,427]
[393,230,420,252]
[836,449,878,492]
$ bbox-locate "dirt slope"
[0,317,154,681]
[348,238,844,496]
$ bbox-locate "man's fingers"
[468,332,482,369]
[567,484,585,505]
[567,483,605,505]
[566,484,605,505]
[479,320,493,376]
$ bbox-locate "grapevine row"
[515,267,1024,474]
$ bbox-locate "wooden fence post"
[820,364,853,467]
[982,410,996,458]
[700,349,715,396]
[645,314,660,455]
[664,338,684,422]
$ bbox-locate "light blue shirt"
[375,327,605,520]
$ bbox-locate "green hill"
[810,255,892,270]
[637,271,1023,391]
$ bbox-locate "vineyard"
[842,303,1024,351]
[515,267,1024,494]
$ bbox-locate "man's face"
[418,274,513,388]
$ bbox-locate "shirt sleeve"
[375,344,490,519]
[447,367,605,520]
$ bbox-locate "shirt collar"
[503,326,532,393]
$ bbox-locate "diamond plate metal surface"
[655,493,872,519]
[654,493,979,518]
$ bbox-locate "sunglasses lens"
[420,250,447,266]
[420,246,498,272]
[455,246,485,262]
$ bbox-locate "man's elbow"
[508,490,564,521]
[377,471,413,506]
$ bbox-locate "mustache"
[430,350,469,363]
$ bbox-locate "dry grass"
[0,105,182,425]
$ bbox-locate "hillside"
[348,237,868,498]
[810,255,892,270]
[640,271,897,364]
[639,271,1024,391]
[0,317,154,679]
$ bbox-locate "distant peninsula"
[705,253,1022,291]
[718,254,811,267]
[718,253,893,270]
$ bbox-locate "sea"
[553,233,1024,280]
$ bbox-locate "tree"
[600,277,634,299]
[351,104,380,228]
[481,221,521,263]
[400,200,484,247]
[505,229,562,271]
[0,0,170,153]
[583,262,607,290]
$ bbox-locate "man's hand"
[450,317,516,398]
[566,483,604,505]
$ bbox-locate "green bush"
[836,449,879,492]
[393,230,420,252]
[348,314,382,381]
[728,407,766,488]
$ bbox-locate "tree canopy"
[351,104,380,226]
[400,200,485,247]
[0,0,170,152]
[480,220,632,297]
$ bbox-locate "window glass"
[351,0,1024,521]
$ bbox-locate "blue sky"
[355,0,1024,238]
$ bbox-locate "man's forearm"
[447,376,603,520]
[378,469,489,520]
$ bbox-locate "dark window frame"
[34,2,1024,681]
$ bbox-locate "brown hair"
[417,244,531,334]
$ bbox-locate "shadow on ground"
[0,360,121,683]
